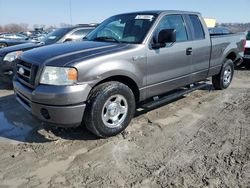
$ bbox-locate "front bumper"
[244,47,250,61]
[0,58,15,83]
[13,79,92,127]
[243,54,250,62]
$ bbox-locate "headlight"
[3,51,23,62]
[40,66,78,86]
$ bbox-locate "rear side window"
[246,31,250,40]
[189,15,205,40]
[155,15,188,42]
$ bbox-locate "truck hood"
[20,41,132,67]
[0,43,40,57]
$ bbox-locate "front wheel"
[0,43,7,48]
[212,59,234,90]
[84,81,136,138]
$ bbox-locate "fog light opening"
[40,108,51,120]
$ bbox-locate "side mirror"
[152,29,176,49]
[64,38,73,42]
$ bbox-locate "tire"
[84,81,136,138]
[0,43,7,48]
[212,59,234,90]
[245,62,250,69]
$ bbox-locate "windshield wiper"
[92,36,121,43]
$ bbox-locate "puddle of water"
[0,111,35,142]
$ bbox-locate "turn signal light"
[68,68,78,81]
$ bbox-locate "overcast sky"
[0,0,249,26]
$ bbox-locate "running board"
[141,83,207,109]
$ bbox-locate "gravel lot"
[0,69,249,188]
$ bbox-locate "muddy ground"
[0,69,249,188]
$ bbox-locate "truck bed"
[209,33,245,68]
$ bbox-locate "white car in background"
[243,30,250,68]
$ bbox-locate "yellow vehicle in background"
[204,18,217,28]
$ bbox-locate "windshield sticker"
[135,15,154,21]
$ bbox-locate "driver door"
[146,14,194,98]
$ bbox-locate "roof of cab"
[116,10,201,16]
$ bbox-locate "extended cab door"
[184,14,211,82]
[146,14,194,98]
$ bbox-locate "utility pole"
[69,0,73,25]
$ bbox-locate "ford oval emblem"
[18,67,25,75]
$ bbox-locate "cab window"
[188,15,205,40]
[155,15,188,42]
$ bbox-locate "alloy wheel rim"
[101,94,128,128]
[223,66,232,86]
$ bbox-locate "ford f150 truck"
[13,11,245,138]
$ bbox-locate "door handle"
[186,47,193,55]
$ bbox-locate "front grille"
[245,48,250,55]
[16,60,38,88]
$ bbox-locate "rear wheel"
[212,59,234,90]
[84,81,136,138]
[0,43,7,48]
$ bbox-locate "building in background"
[204,18,217,28]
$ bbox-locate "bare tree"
[4,24,23,33]
[60,23,72,28]
[40,24,46,29]
[46,25,57,32]
[219,23,250,33]
[33,24,39,29]
[3,23,30,33]
[19,23,29,31]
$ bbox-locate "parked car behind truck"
[0,36,32,49]
[208,27,232,35]
[13,10,245,138]
[0,24,96,83]
[243,30,250,68]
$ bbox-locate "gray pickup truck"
[13,10,245,137]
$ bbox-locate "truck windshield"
[246,31,250,40]
[41,28,71,45]
[85,13,158,44]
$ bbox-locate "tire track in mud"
[60,90,250,188]
[124,91,250,188]
[0,137,116,187]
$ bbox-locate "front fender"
[78,59,145,88]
